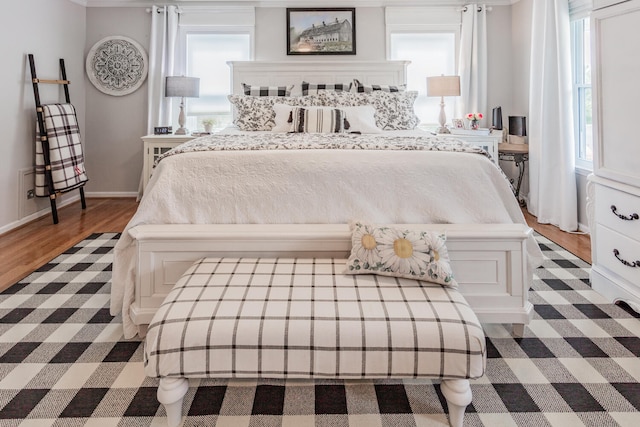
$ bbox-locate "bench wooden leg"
[440,379,471,427]
[158,377,188,427]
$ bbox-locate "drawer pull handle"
[613,249,640,268]
[611,205,639,221]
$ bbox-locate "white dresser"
[588,0,640,313]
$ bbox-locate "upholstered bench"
[144,257,486,427]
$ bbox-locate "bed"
[111,61,543,340]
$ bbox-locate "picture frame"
[287,8,356,55]
[452,118,465,129]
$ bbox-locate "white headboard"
[228,61,410,96]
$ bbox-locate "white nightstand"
[141,134,196,194]
[436,132,502,164]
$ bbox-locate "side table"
[498,143,529,206]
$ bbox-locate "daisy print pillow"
[344,222,457,288]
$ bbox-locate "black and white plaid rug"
[1,233,639,426]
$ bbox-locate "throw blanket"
[112,132,543,338]
[35,103,88,196]
[156,132,492,164]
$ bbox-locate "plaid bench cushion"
[144,258,486,380]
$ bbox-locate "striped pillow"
[302,81,352,96]
[352,79,406,93]
[290,106,345,133]
[242,83,293,96]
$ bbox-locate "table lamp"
[508,116,527,144]
[427,75,461,134]
[165,76,200,135]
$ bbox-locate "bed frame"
[129,61,535,338]
[130,223,533,338]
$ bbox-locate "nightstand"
[437,132,501,164]
[141,134,196,194]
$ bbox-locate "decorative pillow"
[273,104,377,134]
[242,83,293,97]
[302,81,352,96]
[341,105,381,134]
[344,222,457,288]
[228,94,320,131]
[352,79,406,93]
[318,90,420,130]
[290,106,346,134]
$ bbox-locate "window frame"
[570,16,593,171]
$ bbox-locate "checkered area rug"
[1,233,639,426]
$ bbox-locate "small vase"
[204,124,213,133]
[470,120,479,130]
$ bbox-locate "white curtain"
[528,0,578,231]
[457,4,488,126]
[147,5,179,134]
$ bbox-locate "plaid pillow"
[290,106,346,134]
[302,81,352,96]
[242,83,293,96]
[352,79,406,93]
[344,222,457,288]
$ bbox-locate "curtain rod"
[145,7,181,14]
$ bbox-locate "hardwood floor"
[0,198,138,292]
[0,198,591,292]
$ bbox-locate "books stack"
[449,128,491,136]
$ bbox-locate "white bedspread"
[112,132,543,338]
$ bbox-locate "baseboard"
[0,195,80,235]
[84,191,138,198]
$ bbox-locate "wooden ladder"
[28,54,86,224]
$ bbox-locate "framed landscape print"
[287,8,356,55]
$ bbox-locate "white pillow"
[273,104,380,134]
[342,105,381,134]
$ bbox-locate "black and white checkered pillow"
[290,106,346,134]
[352,79,406,93]
[301,81,352,96]
[242,83,293,96]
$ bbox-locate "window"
[183,32,251,130]
[176,7,254,132]
[389,32,457,128]
[385,7,460,130]
[571,17,593,169]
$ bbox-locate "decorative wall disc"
[86,36,148,96]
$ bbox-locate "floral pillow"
[344,222,457,288]
[317,90,420,130]
[228,94,321,131]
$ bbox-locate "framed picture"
[452,118,465,129]
[287,8,356,55]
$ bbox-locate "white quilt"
[112,132,543,338]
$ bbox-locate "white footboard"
[129,223,534,335]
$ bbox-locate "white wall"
[84,7,150,196]
[0,0,86,232]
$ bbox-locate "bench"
[144,257,487,427]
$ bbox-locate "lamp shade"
[509,116,527,136]
[426,75,461,97]
[165,76,200,98]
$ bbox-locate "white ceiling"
[73,0,517,8]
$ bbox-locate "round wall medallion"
[86,36,148,96]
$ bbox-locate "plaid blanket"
[35,103,88,196]
[144,258,486,380]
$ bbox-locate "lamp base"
[436,126,451,134]
[174,127,188,135]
